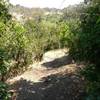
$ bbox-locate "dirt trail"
[7,49,85,100]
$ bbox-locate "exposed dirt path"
[7,49,85,100]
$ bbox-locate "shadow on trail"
[9,73,85,100]
[42,55,73,68]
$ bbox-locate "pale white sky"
[9,0,84,9]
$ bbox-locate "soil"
[7,49,86,100]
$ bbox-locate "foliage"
[68,3,100,67]
[80,64,100,100]
[0,0,12,78]
[85,81,100,100]
[80,65,98,81]
[0,1,11,99]
[24,19,61,61]
[0,0,32,77]
[66,1,100,99]
[0,82,11,100]
[57,21,71,48]
[0,49,9,81]
[0,0,11,22]
[6,22,33,76]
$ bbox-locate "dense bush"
[0,0,12,99]
[80,65,100,100]
[0,82,11,100]
[5,22,33,77]
[57,21,71,48]
[24,19,62,61]
[68,3,100,67]
[66,2,100,99]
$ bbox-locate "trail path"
[7,49,85,100]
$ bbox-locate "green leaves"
[0,82,11,100]
[0,0,11,22]
[66,2,100,100]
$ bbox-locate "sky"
[9,0,84,9]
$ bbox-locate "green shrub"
[68,4,100,67]
[66,3,100,99]
[5,22,34,77]
[58,21,71,48]
[24,20,61,61]
[85,81,100,100]
[0,82,11,100]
